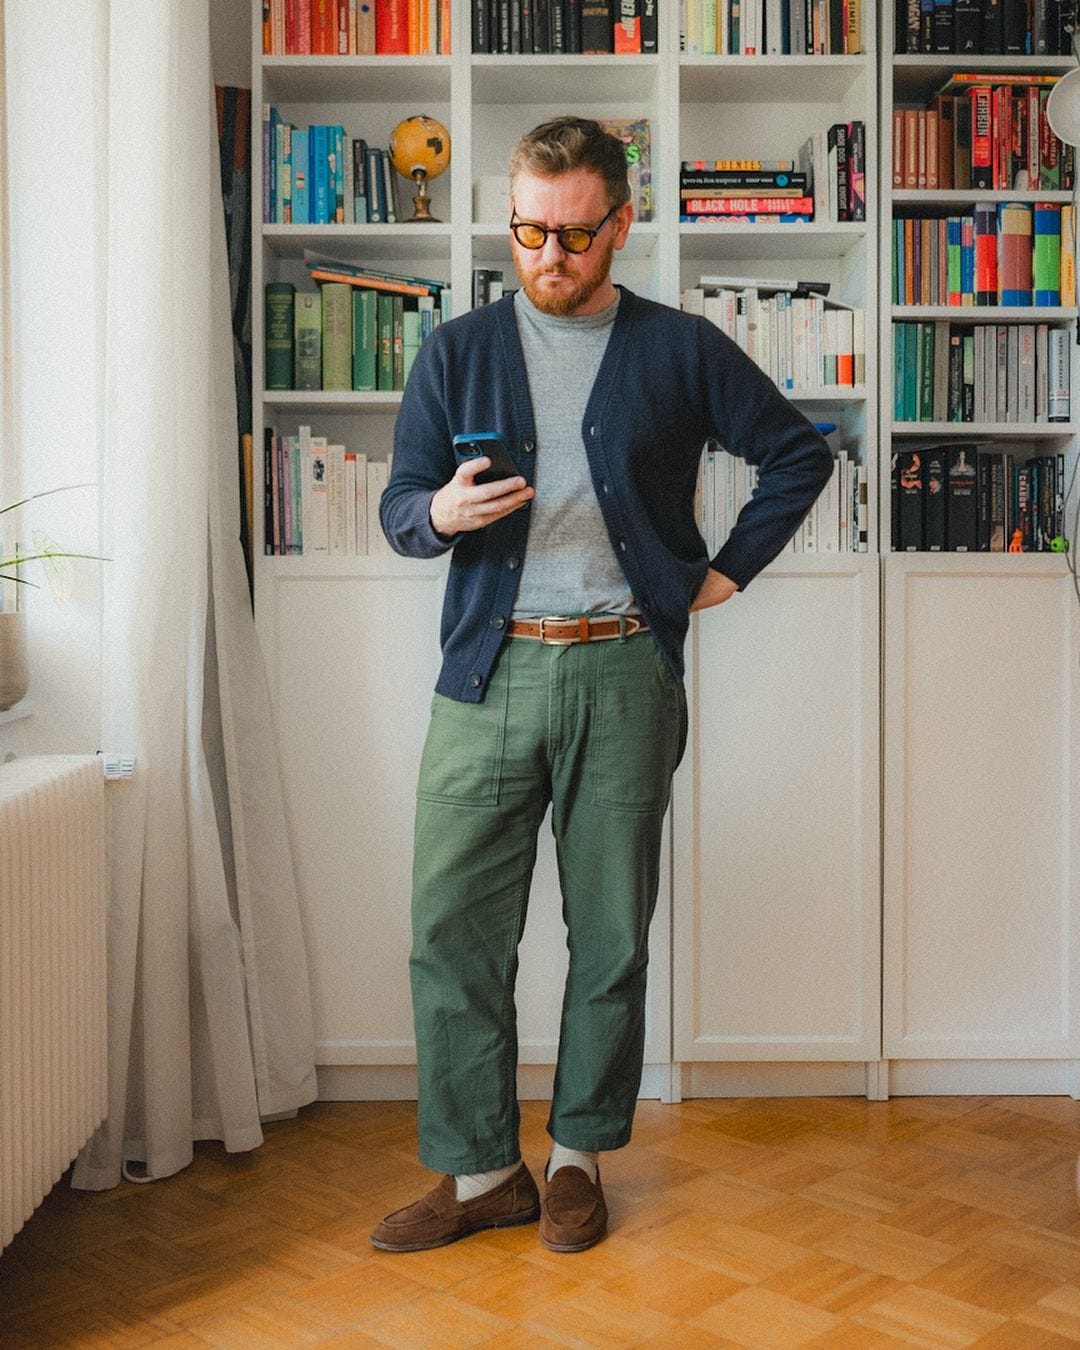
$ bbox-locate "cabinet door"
[883,554,1080,1060]
[674,555,881,1061]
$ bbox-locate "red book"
[970,86,992,189]
[375,0,409,51]
[338,0,350,50]
[614,0,641,51]
[681,195,814,214]
[312,0,336,51]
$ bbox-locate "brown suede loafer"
[539,1165,608,1252]
[370,1162,540,1252]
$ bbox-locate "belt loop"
[579,616,590,643]
[617,614,627,643]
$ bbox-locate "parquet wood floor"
[3,1096,1080,1348]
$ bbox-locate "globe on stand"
[389,115,451,223]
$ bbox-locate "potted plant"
[0,485,103,710]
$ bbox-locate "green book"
[391,294,405,391]
[376,292,394,391]
[293,291,322,391]
[401,307,421,386]
[264,282,295,390]
[352,288,377,392]
[320,282,352,391]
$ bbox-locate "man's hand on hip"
[690,568,738,612]
[429,457,535,537]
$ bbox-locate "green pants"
[409,630,687,1174]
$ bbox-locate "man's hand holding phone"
[430,434,535,537]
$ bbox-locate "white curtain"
[69,1,318,1189]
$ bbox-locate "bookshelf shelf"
[262,55,453,101]
[891,53,1075,103]
[263,390,403,410]
[891,421,1077,438]
[892,305,1079,320]
[680,56,867,105]
[264,223,454,261]
[679,222,867,261]
[471,55,661,103]
[893,190,1074,207]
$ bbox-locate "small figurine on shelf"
[389,115,451,223]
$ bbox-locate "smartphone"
[452,431,520,486]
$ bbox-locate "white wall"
[0,1,250,760]
[0,6,105,759]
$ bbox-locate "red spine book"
[376,0,410,50]
[973,202,998,304]
[681,195,814,213]
[297,0,312,50]
[312,0,336,51]
[338,0,350,50]
[970,86,992,189]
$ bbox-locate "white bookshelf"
[878,1,1080,1086]
[249,0,907,1099]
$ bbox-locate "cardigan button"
[506,555,520,569]
[470,673,483,688]
[522,439,535,453]
[491,615,506,628]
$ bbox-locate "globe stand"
[405,168,439,223]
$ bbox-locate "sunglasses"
[508,203,618,254]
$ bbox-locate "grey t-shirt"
[511,288,637,618]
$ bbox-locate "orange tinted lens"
[558,229,592,253]
[514,223,547,248]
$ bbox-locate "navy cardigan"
[380,287,833,703]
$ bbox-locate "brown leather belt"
[507,615,648,645]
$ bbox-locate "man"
[373,116,832,1254]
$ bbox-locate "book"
[352,288,378,391]
[264,282,295,390]
[293,291,322,390]
[1033,201,1061,305]
[599,118,652,221]
[682,195,814,214]
[997,201,1033,304]
[945,445,978,551]
[320,282,353,391]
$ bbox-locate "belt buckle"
[538,615,577,645]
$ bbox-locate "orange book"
[925,108,939,190]
[903,108,918,188]
[439,0,451,51]
[312,0,336,52]
[892,110,903,187]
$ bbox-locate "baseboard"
[315,1059,1080,1102]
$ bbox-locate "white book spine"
[303,435,330,556]
[327,444,348,556]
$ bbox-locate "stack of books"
[894,0,1075,56]
[893,203,1076,308]
[263,111,420,225]
[263,0,452,55]
[471,0,658,52]
[262,428,396,558]
[682,0,863,54]
[891,446,1066,553]
[682,276,866,391]
[701,439,868,554]
[265,260,449,394]
[679,163,813,223]
[892,73,1075,193]
[892,320,1071,424]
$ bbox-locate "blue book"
[333,126,346,223]
[366,144,385,223]
[262,105,278,223]
[291,125,309,224]
[352,137,369,224]
[312,124,330,224]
